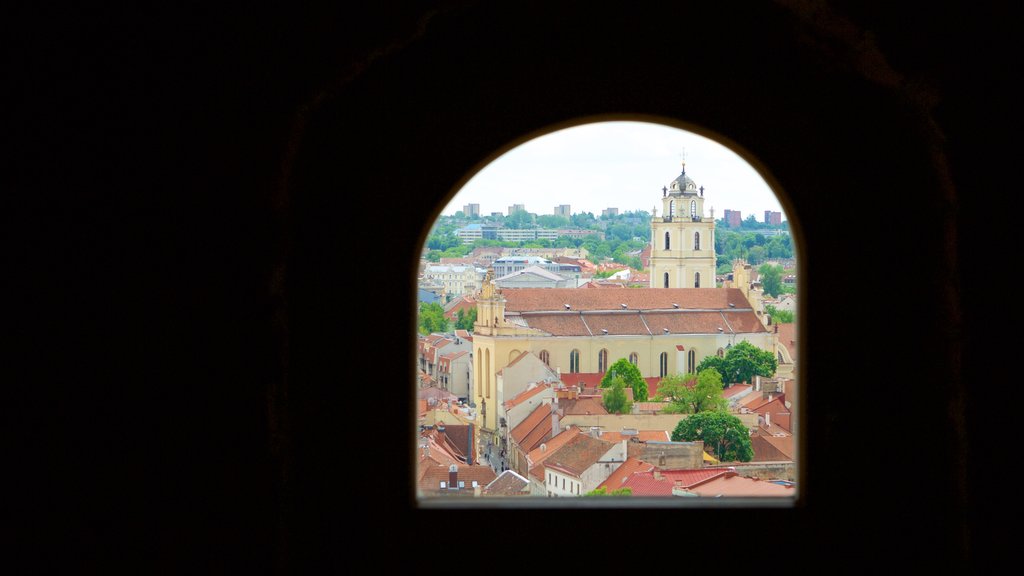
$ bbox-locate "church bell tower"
[649,160,717,288]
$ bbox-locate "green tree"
[454,307,477,331]
[601,358,647,402]
[657,369,726,414]
[670,411,753,462]
[764,304,793,323]
[583,486,632,496]
[758,263,783,297]
[724,341,777,384]
[537,214,570,229]
[601,376,633,414]
[695,355,729,380]
[418,302,449,335]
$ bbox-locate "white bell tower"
[649,159,717,288]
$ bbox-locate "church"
[470,162,781,455]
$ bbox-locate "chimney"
[755,375,761,391]
[765,412,771,427]
[551,409,560,437]
[467,423,474,465]
[654,469,663,481]
[590,427,601,439]
[448,464,458,489]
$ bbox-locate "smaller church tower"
[649,160,717,288]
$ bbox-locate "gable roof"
[418,464,497,496]
[558,397,608,416]
[496,265,565,282]
[483,470,531,496]
[597,457,654,491]
[501,287,752,312]
[540,433,617,478]
[510,403,553,451]
[527,427,582,480]
[751,434,796,462]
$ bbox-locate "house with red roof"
[530,427,628,497]
[418,463,497,498]
[482,470,531,497]
[437,349,472,400]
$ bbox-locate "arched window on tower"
[694,231,700,250]
[539,350,550,366]
[629,352,638,366]
[690,199,697,218]
[569,349,580,374]
[659,352,668,377]
[669,199,675,218]
[694,272,701,288]
[664,231,671,250]
[663,272,669,289]
[687,349,696,373]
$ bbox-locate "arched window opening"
[415,119,800,505]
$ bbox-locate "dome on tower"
[667,163,698,194]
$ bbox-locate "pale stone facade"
[649,161,717,289]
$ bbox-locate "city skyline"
[442,121,787,221]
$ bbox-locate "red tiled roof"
[510,403,552,450]
[504,383,550,409]
[620,468,733,496]
[559,397,608,416]
[541,433,617,477]
[559,373,660,401]
[439,350,468,361]
[688,472,795,497]
[527,427,583,480]
[502,287,752,312]
[483,470,531,496]
[776,322,797,362]
[751,434,795,462]
[722,384,752,399]
[600,430,670,443]
[418,464,497,496]
[597,457,654,491]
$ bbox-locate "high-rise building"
[463,203,480,218]
[508,204,526,215]
[764,210,782,225]
[649,161,716,289]
[554,204,571,218]
[601,207,619,218]
[723,209,742,228]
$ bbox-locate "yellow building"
[649,161,717,289]
[471,269,776,463]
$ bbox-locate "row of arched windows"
[662,271,701,288]
[663,231,703,251]
[529,347,714,376]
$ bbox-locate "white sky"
[442,121,785,221]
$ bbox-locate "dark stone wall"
[11,1,1011,573]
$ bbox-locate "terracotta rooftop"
[722,383,752,399]
[510,403,553,451]
[601,430,670,443]
[688,472,795,497]
[776,322,797,362]
[559,373,661,398]
[741,392,786,412]
[558,397,608,416]
[418,464,497,496]
[597,457,654,491]
[527,427,583,480]
[540,433,617,478]
[751,434,796,462]
[483,470,531,496]
[504,383,551,410]
[620,468,733,496]
[501,287,753,312]
[516,308,765,337]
